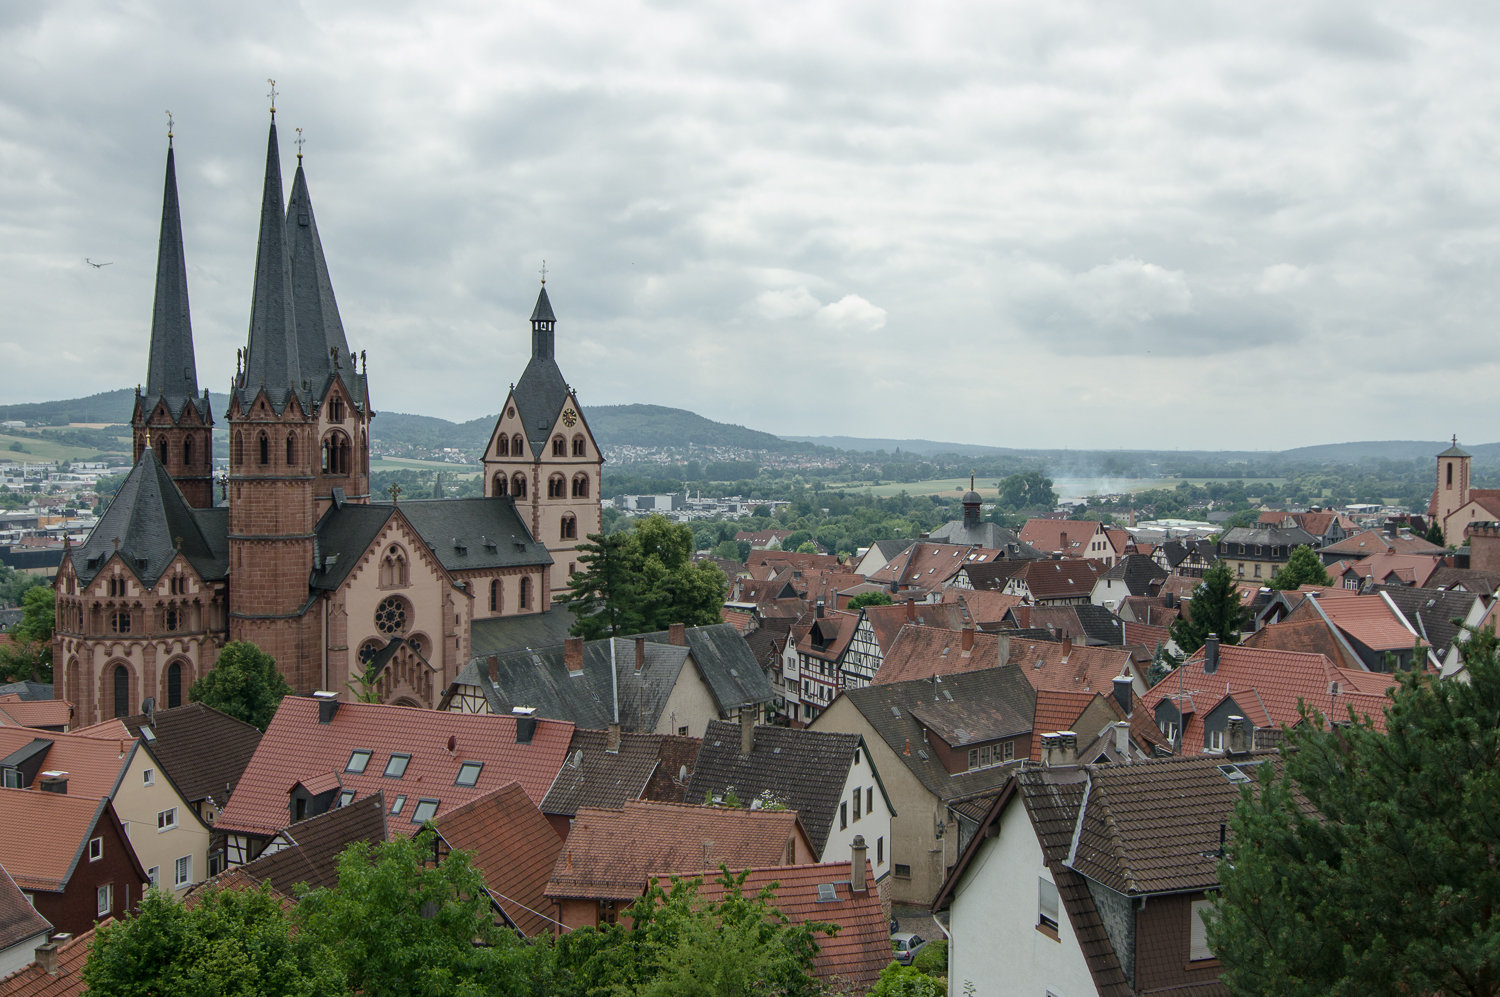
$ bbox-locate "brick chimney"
[565,637,584,676]
[905,598,916,622]
[850,835,868,893]
[669,623,686,646]
[1060,636,1072,662]
[1059,531,1068,554]
[1113,674,1133,717]
[960,626,974,655]
[1204,634,1220,674]
[487,655,499,683]
[635,637,646,672]
[606,722,621,754]
[740,704,756,757]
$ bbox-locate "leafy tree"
[710,539,743,563]
[0,584,53,683]
[794,541,819,554]
[82,885,346,996]
[1267,544,1331,590]
[994,472,1057,513]
[1210,638,1500,997]
[560,516,728,639]
[848,591,894,610]
[1169,561,1251,655]
[189,641,293,731]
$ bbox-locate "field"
[826,475,1287,499]
[0,430,127,464]
[370,457,482,475]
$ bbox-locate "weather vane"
[166,110,174,146]
[539,259,547,286]
[296,127,305,161]
[267,78,278,118]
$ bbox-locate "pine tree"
[1169,561,1251,654]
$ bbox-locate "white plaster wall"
[819,746,894,881]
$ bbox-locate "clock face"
[562,407,578,427]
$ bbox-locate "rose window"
[375,596,410,636]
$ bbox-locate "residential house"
[1002,604,1130,647]
[1327,551,1443,590]
[0,868,50,979]
[1318,526,1445,565]
[539,727,699,838]
[843,601,971,691]
[118,702,262,829]
[0,791,147,937]
[213,695,574,866]
[1373,584,1489,676]
[686,714,895,880]
[949,559,1027,592]
[1090,554,1167,610]
[0,927,93,997]
[0,697,71,733]
[873,624,1000,685]
[433,782,565,937]
[1215,525,1318,582]
[735,529,792,550]
[1003,559,1105,606]
[543,801,814,932]
[1262,591,1431,672]
[1020,519,1116,565]
[784,608,860,722]
[204,792,388,896]
[1154,538,1216,578]
[1258,508,1353,547]
[939,588,1026,628]
[866,542,999,600]
[852,539,915,579]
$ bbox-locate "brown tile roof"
[0,697,70,730]
[1337,552,1443,588]
[1242,619,1364,671]
[862,601,968,652]
[541,728,675,818]
[666,861,889,988]
[1305,593,1427,653]
[873,624,1001,685]
[867,542,994,590]
[546,801,808,901]
[1019,519,1104,556]
[0,927,95,997]
[939,588,1026,625]
[0,865,50,953]
[1321,529,1445,559]
[748,551,844,575]
[215,697,575,840]
[119,702,262,809]
[0,728,132,800]
[1028,691,1101,761]
[67,719,130,740]
[1424,566,1500,594]
[434,782,563,937]
[1123,621,1172,648]
[0,791,111,893]
[719,608,755,632]
[224,793,388,896]
[1001,636,1142,696]
[1011,559,1105,601]
[796,609,860,663]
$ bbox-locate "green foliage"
[1169,562,1252,655]
[1425,518,1446,546]
[794,541,818,554]
[1145,645,1180,688]
[1210,641,1500,997]
[1267,545,1331,590]
[189,641,293,731]
[0,584,53,682]
[994,472,1057,513]
[561,516,728,639]
[911,937,947,976]
[709,539,744,563]
[870,963,945,997]
[0,563,46,605]
[82,885,347,996]
[848,591,894,610]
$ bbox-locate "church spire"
[238,116,300,406]
[287,150,350,394]
[144,135,199,414]
[530,280,556,360]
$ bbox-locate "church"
[53,112,603,725]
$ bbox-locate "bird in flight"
[85,258,113,268]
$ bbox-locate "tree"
[994,472,1057,513]
[1267,544,1331,590]
[1425,518,1446,546]
[0,584,53,683]
[560,516,728,639]
[189,641,293,731]
[1209,639,1500,997]
[848,591,894,610]
[82,884,346,996]
[1169,561,1251,655]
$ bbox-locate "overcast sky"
[3,2,1497,451]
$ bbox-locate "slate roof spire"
[143,136,199,416]
[287,149,351,397]
[238,116,301,407]
[511,279,569,452]
[530,282,556,360]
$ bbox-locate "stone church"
[54,115,603,725]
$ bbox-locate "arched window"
[113,664,129,718]
[166,661,182,709]
[572,474,590,498]
[156,437,169,463]
[258,432,270,466]
[493,474,507,496]
[511,434,524,455]
[552,435,566,457]
[518,576,531,610]
[329,397,345,422]
[184,436,194,465]
[1448,463,1454,487]
[572,435,586,456]
[358,639,382,666]
[379,546,409,588]
[512,474,527,499]
[548,474,565,499]
[322,431,351,475]
[489,579,502,613]
[375,595,411,636]
[233,432,243,466]
[286,433,296,466]
[561,514,577,540]
[497,435,509,456]
[110,609,131,633]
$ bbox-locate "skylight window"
[411,798,439,823]
[383,753,411,779]
[345,750,371,774]
[455,761,483,787]
[338,789,355,807]
[390,795,406,815]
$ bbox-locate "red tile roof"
[0,927,94,997]
[1243,619,1363,671]
[215,697,574,839]
[546,801,809,902]
[664,862,889,988]
[1019,519,1104,556]
[867,542,988,590]
[719,608,755,633]
[939,588,1025,624]
[1010,559,1105,600]
[0,696,71,730]
[0,727,132,800]
[1337,552,1443,588]
[1030,690,1101,761]
[1321,529,1445,558]
[873,624,1002,684]
[0,791,109,893]
[1314,594,1426,652]
[1001,636,1142,696]
[434,782,563,937]
[1122,621,1171,648]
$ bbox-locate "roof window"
[390,795,406,815]
[383,753,410,779]
[345,749,371,774]
[455,761,483,787]
[338,789,355,807]
[411,798,439,823]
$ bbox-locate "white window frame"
[97,883,111,916]
[88,836,103,861]
[143,768,154,787]
[174,854,192,889]
[1190,898,1215,960]
[1207,729,1224,753]
[157,807,177,832]
[1038,876,1060,934]
[147,866,159,888]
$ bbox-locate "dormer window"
[383,753,411,779]
[345,750,372,774]
[455,761,483,787]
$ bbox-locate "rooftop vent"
[313,690,339,724]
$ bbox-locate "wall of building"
[1133,890,1223,992]
[114,746,211,896]
[653,662,721,738]
[821,746,893,881]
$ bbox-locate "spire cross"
[388,483,403,504]
[539,259,548,285]
[296,127,305,161]
[1454,434,1459,447]
[266,78,278,118]
[165,110,174,146]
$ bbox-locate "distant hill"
[782,435,1029,457]
[0,388,142,425]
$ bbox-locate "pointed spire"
[144,139,199,414]
[530,281,556,360]
[287,153,350,395]
[239,117,301,406]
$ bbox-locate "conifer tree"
[1169,561,1251,654]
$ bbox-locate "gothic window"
[572,435,586,456]
[571,474,590,498]
[561,514,577,540]
[233,432,243,466]
[493,474,507,496]
[164,607,182,632]
[329,397,346,422]
[322,431,352,475]
[157,438,169,463]
[552,435,566,457]
[258,433,270,466]
[375,596,411,636]
[113,664,130,718]
[108,577,126,598]
[358,639,382,666]
[379,546,409,588]
[548,475,565,499]
[512,474,527,499]
[497,435,509,456]
[511,434,524,455]
[184,437,194,465]
[489,580,501,613]
[110,609,131,634]
[518,577,531,610]
[286,433,296,466]
[166,661,182,709]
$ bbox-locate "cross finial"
[539,259,548,286]
[165,110,174,147]
[266,78,278,119]
[388,483,403,504]
[296,127,305,161]
[144,426,152,448]
[1454,434,1458,447]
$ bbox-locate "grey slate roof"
[238,120,302,412]
[1373,584,1479,657]
[395,498,553,573]
[71,449,227,587]
[143,142,201,420]
[541,727,669,817]
[1217,525,1319,549]
[512,286,570,453]
[686,721,888,857]
[1439,441,1471,458]
[927,520,1041,555]
[286,163,354,404]
[310,502,395,591]
[637,623,775,713]
[1099,553,1168,597]
[0,681,52,701]
[469,610,580,657]
[121,702,263,809]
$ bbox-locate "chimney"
[313,690,339,724]
[1041,733,1064,767]
[1112,720,1131,758]
[34,940,59,976]
[905,598,916,622]
[565,637,584,676]
[1059,531,1068,554]
[635,637,646,672]
[815,600,825,619]
[1060,636,1072,662]
[850,835,868,893]
[512,706,537,744]
[1058,730,1077,763]
[960,626,974,654]
[1226,715,1250,755]
[38,771,67,795]
[606,722,621,754]
[669,623,686,646]
[1204,635,1220,674]
[997,633,1011,667]
[1113,674,1133,718]
[740,704,756,757]
[487,655,499,683]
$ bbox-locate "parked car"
[891,931,928,966]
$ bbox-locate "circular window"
[507,406,516,418]
[375,596,410,636]
[358,639,383,665]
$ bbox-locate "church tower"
[131,131,214,507]
[483,282,603,599]
[1432,436,1472,544]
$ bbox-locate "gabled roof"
[1097,553,1167,596]
[1374,584,1481,657]
[1009,559,1105,600]
[939,588,1026,625]
[1320,529,1445,559]
[545,801,808,901]
[1001,636,1142,696]
[1006,604,1126,645]
[227,792,388,895]
[686,721,883,857]
[863,602,969,652]
[1310,592,1425,653]
[1029,691,1102,761]
[874,624,1001,685]
[391,498,554,574]
[434,782,563,937]
[0,792,113,893]
[0,696,70,730]
[0,864,50,953]
[1337,551,1443,588]
[1019,519,1104,555]
[1242,619,1362,671]
[541,727,680,817]
[636,623,774,713]
[468,609,579,657]
[1424,566,1500,595]
[796,610,859,664]
[867,542,985,590]
[0,925,94,997]
[214,697,574,839]
[0,727,133,799]
[120,702,262,808]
